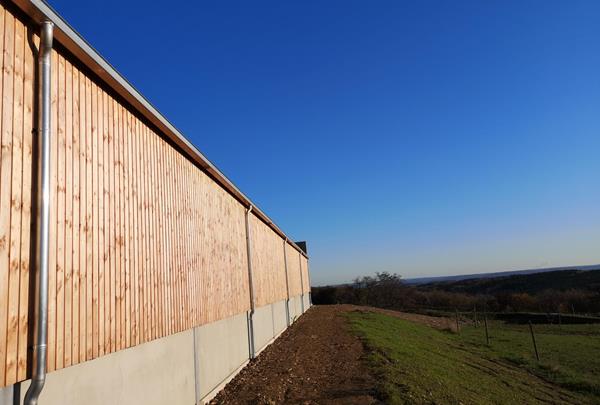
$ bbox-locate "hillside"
[418,269,600,295]
[407,264,600,284]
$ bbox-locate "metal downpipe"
[24,21,53,405]
[245,205,256,358]
[283,239,291,326]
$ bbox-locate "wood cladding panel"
[249,213,286,307]
[0,3,308,388]
[41,45,253,376]
[285,242,302,297]
[0,8,36,386]
[300,255,310,293]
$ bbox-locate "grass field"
[348,310,600,404]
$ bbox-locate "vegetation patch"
[348,310,598,404]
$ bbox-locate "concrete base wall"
[8,329,197,405]
[194,312,250,401]
[272,299,288,336]
[252,299,288,354]
[303,294,311,312]
[0,298,310,405]
[252,303,276,354]
[289,294,305,322]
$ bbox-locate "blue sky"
[51,0,600,285]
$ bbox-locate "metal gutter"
[9,0,308,258]
[24,20,53,405]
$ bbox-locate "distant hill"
[416,268,600,295]
[406,264,600,285]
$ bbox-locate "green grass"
[461,321,600,399]
[347,311,599,404]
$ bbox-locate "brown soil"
[210,305,382,405]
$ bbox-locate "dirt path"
[210,305,381,405]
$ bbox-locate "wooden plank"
[182,155,191,329]
[141,124,152,340]
[158,137,172,336]
[144,125,160,339]
[55,51,65,370]
[155,131,163,336]
[133,113,142,343]
[176,152,185,330]
[108,105,119,351]
[100,89,109,354]
[119,99,132,346]
[97,84,106,357]
[132,117,141,342]
[145,124,155,337]
[188,161,198,326]
[168,141,176,333]
[63,57,73,367]
[115,101,125,347]
[143,119,150,341]
[106,86,116,352]
[190,162,198,325]
[149,128,159,337]
[6,16,24,383]
[77,68,87,363]
[141,123,150,339]
[84,74,93,361]
[175,153,186,330]
[126,109,137,346]
[91,78,100,359]
[115,98,132,347]
[154,135,165,335]
[0,6,7,386]
[16,21,34,381]
[168,144,179,332]
[70,60,80,366]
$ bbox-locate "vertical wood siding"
[249,213,287,307]
[285,242,302,297]
[0,7,35,385]
[300,255,310,293]
[0,3,309,388]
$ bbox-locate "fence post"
[483,310,490,346]
[528,321,540,361]
[455,309,460,334]
[473,306,478,328]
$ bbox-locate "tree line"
[312,272,600,315]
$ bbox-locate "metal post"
[24,20,54,405]
[528,321,540,361]
[455,309,460,334]
[244,205,256,358]
[483,310,490,346]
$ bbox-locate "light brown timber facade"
[0,0,311,400]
